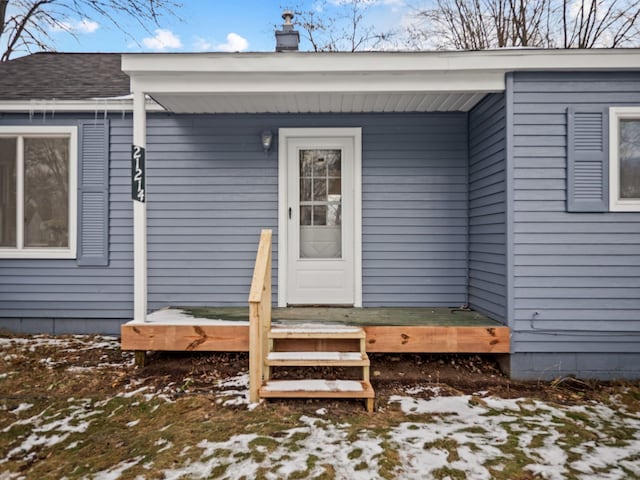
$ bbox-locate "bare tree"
[408,0,640,50]
[560,0,640,48]
[287,0,396,52]
[0,0,180,61]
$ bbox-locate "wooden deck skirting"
[121,317,510,354]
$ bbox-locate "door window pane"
[620,119,640,199]
[300,206,312,226]
[299,148,342,258]
[313,178,327,201]
[24,138,69,248]
[328,178,341,196]
[300,179,312,201]
[313,205,327,225]
[0,138,16,247]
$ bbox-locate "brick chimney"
[275,11,300,52]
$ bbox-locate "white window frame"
[610,107,640,212]
[0,126,77,259]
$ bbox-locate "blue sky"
[37,0,411,54]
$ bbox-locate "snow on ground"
[2,335,640,479]
[0,335,119,352]
[1,399,101,466]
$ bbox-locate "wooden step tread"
[259,379,375,399]
[266,351,369,366]
[269,325,365,339]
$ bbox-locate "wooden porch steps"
[266,351,369,367]
[268,325,365,339]
[261,324,375,412]
[260,380,375,399]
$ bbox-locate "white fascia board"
[0,97,165,113]
[130,70,505,95]
[122,49,640,75]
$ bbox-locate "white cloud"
[192,34,249,52]
[193,37,213,51]
[142,29,182,51]
[214,33,249,52]
[75,19,99,33]
[51,18,99,34]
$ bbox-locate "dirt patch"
[133,350,623,408]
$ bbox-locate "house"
[1,22,639,381]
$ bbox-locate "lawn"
[1,335,639,479]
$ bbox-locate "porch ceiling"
[151,91,489,114]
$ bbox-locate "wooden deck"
[120,306,510,354]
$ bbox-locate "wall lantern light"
[261,130,273,153]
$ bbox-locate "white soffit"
[122,49,640,114]
[153,92,489,113]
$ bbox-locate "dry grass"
[1,335,639,479]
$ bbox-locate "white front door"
[279,129,361,306]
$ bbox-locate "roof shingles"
[0,52,130,101]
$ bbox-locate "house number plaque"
[131,145,146,203]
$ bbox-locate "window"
[610,107,640,212]
[0,126,77,258]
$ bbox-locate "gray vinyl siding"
[509,72,640,367]
[0,115,133,324]
[468,93,507,323]
[143,115,279,308]
[0,111,468,325]
[144,113,469,309]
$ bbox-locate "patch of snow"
[263,379,364,392]
[10,404,33,415]
[218,372,249,390]
[161,415,383,480]
[118,386,151,398]
[390,394,489,418]
[133,308,249,326]
[0,335,119,352]
[1,400,100,463]
[404,385,442,395]
[316,408,328,415]
[91,456,144,480]
[126,419,140,428]
[154,438,173,453]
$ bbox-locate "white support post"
[133,90,147,322]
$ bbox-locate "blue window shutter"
[567,107,609,212]
[77,120,109,266]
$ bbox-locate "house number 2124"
[131,145,146,203]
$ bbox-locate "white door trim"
[278,127,362,307]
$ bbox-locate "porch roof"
[121,48,640,114]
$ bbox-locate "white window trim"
[0,126,77,259]
[610,107,640,212]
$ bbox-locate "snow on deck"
[127,308,249,326]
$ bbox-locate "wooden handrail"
[248,229,272,404]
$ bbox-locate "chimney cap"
[282,10,294,24]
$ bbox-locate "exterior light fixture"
[261,130,273,153]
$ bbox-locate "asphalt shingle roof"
[0,52,130,101]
